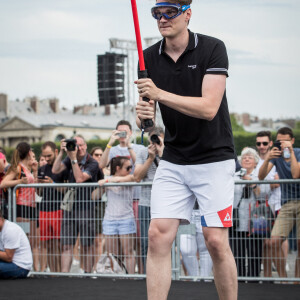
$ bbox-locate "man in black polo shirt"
[135,1,237,299]
[52,136,99,273]
[38,141,68,272]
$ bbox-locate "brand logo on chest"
[188,65,197,70]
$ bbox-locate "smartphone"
[273,140,281,151]
[38,173,46,179]
[117,131,127,138]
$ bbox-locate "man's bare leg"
[295,240,300,278]
[203,227,237,300]
[270,236,287,277]
[146,219,180,300]
[61,245,73,273]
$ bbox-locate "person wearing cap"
[135,1,237,299]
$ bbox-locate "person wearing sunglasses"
[259,127,300,278]
[135,1,236,299]
[254,131,284,277]
[92,156,136,274]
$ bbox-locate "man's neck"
[77,153,87,163]
[165,29,189,59]
[259,152,268,161]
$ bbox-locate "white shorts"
[151,159,235,227]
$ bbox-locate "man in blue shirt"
[259,127,300,278]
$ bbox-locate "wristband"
[106,144,112,149]
[128,147,133,150]
[105,179,109,183]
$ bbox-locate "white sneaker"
[285,263,290,272]
[72,259,80,266]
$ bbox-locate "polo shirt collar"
[79,153,88,165]
[158,29,198,55]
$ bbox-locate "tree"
[230,114,245,132]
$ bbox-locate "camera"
[117,131,127,138]
[273,140,281,151]
[239,168,247,177]
[65,139,77,151]
[150,134,161,145]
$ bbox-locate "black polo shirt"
[62,153,99,210]
[143,30,235,165]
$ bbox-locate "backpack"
[96,253,127,274]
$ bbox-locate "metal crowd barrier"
[3,180,300,282]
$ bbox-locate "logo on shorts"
[217,205,232,227]
[224,213,231,222]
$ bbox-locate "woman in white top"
[230,147,261,277]
[92,156,135,274]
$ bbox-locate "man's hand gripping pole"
[131,0,154,131]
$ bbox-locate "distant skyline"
[0,0,299,119]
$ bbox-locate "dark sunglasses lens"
[256,142,269,146]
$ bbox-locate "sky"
[0,0,299,119]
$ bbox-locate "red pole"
[131,0,145,71]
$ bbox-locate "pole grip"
[138,69,154,129]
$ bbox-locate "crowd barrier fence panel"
[6,180,300,282]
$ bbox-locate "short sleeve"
[62,157,71,170]
[136,148,147,165]
[84,159,99,182]
[205,41,229,77]
[4,227,20,249]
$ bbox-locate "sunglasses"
[126,165,133,172]
[151,2,190,20]
[256,142,269,146]
[94,153,102,157]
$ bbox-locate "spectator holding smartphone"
[259,127,300,278]
[134,127,164,272]
[99,120,145,273]
[38,141,68,272]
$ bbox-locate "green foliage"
[230,114,245,132]
[295,121,300,130]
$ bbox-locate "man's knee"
[148,220,178,252]
[203,228,229,258]
[62,244,72,252]
[269,236,284,248]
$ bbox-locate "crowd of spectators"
[0,124,300,279]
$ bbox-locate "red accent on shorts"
[39,210,63,241]
[217,205,232,227]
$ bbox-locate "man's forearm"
[258,160,271,180]
[72,163,88,183]
[134,158,154,182]
[290,150,300,178]
[0,250,12,262]
[99,147,110,169]
[52,152,64,174]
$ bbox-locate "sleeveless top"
[16,163,35,207]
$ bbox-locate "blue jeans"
[138,206,151,273]
[0,260,30,279]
